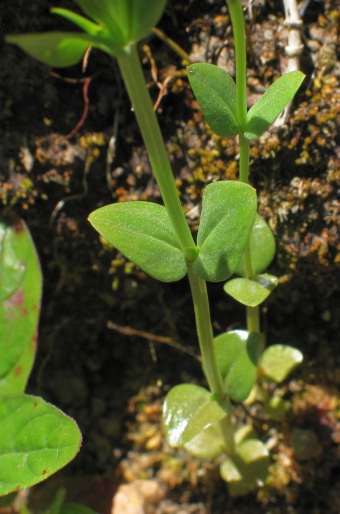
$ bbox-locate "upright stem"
[247,306,260,332]
[227,0,261,335]
[240,134,258,333]
[227,0,248,130]
[117,44,196,260]
[239,134,250,184]
[118,39,236,456]
[187,267,235,455]
[187,269,225,399]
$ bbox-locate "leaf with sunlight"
[0,395,81,496]
[224,274,278,307]
[244,71,305,140]
[163,384,227,447]
[89,202,187,282]
[187,63,240,138]
[192,182,257,282]
[213,330,263,402]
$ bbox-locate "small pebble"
[112,480,166,514]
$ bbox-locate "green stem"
[117,44,196,259]
[226,0,248,130]
[247,305,260,332]
[227,0,262,336]
[187,267,235,455]
[240,135,260,333]
[239,133,250,184]
[239,137,254,278]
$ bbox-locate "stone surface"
[112,480,166,514]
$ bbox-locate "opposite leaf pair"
[188,64,305,140]
[89,181,257,283]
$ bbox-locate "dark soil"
[1,0,340,512]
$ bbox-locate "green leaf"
[51,8,107,37]
[220,439,270,496]
[5,32,120,67]
[244,71,305,140]
[234,214,276,277]
[260,344,303,382]
[191,182,257,282]
[187,64,240,138]
[72,0,126,44]
[213,331,263,402]
[184,421,225,459]
[234,425,258,445]
[88,202,187,282]
[163,384,227,447]
[73,0,167,45]
[224,273,278,307]
[121,0,168,43]
[0,215,42,394]
[0,394,81,496]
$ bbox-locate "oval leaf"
[260,344,303,382]
[5,32,119,67]
[0,394,82,496]
[187,63,240,138]
[184,421,225,459]
[224,273,278,307]
[234,214,276,277]
[244,71,305,140]
[220,439,269,496]
[89,202,187,282]
[234,425,258,445]
[213,330,263,402]
[0,215,42,394]
[192,182,257,282]
[163,384,227,447]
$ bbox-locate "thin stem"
[152,27,192,65]
[239,134,259,332]
[220,416,236,456]
[247,306,260,333]
[187,267,235,455]
[239,133,250,184]
[239,135,254,278]
[117,44,196,259]
[226,0,248,130]
[187,268,225,399]
[227,0,262,336]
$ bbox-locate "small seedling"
[5,0,305,496]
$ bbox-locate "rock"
[112,480,166,514]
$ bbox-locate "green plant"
[5,0,305,496]
[0,213,81,496]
